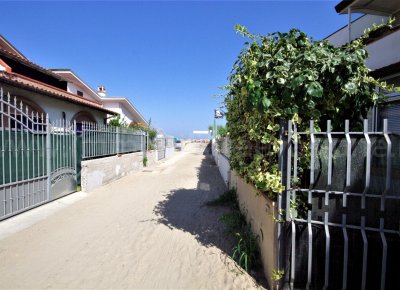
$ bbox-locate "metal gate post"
[73,120,77,184]
[277,119,289,289]
[46,114,51,200]
[116,127,120,154]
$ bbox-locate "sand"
[0,143,265,289]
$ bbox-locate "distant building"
[326,0,400,132]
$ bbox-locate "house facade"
[326,0,400,132]
[0,35,114,126]
[100,94,148,127]
[50,70,148,127]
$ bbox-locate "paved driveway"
[0,144,264,289]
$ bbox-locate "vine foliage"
[225,24,392,200]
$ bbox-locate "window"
[77,90,83,97]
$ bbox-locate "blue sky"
[1,1,350,138]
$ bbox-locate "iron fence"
[0,88,77,220]
[81,122,146,159]
[278,119,400,290]
[216,118,400,290]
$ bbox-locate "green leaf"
[344,82,357,94]
[262,97,271,108]
[277,78,286,84]
[306,81,323,98]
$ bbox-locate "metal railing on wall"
[81,122,146,159]
[278,119,400,290]
[215,118,400,290]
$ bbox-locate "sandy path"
[0,143,265,289]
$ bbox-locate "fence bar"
[362,119,371,209]
[360,120,370,290]
[1,89,5,214]
[276,121,286,278]
[40,114,44,201]
[322,121,332,289]
[342,214,349,290]
[46,115,51,200]
[379,119,390,290]
[380,218,387,290]
[344,120,351,207]
[326,120,332,205]
[7,94,12,212]
[290,122,298,288]
[14,97,19,210]
[19,102,25,209]
[323,211,330,290]
[306,211,313,290]
[73,121,77,184]
[361,216,368,290]
[27,108,31,207]
[306,120,315,290]
[286,120,292,221]
[309,120,315,204]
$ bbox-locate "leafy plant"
[207,188,260,273]
[143,156,148,167]
[108,115,128,127]
[225,23,393,200]
[232,230,260,272]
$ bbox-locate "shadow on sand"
[153,143,268,288]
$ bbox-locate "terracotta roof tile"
[0,47,65,81]
[0,71,116,114]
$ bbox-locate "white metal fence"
[81,122,146,159]
[0,89,77,220]
[156,137,174,160]
[217,119,400,290]
[278,119,400,290]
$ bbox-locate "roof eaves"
[101,97,148,125]
[50,68,102,101]
[0,47,65,81]
[0,72,116,115]
[0,35,27,60]
[335,0,356,14]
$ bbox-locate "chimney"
[97,85,106,97]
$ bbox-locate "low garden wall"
[145,150,157,167]
[81,151,144,192]
[230,170,278,289]
[212,141,278,288]
[212,141,230,186]
[165,146,175,159]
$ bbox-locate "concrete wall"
[165,146,175,159]
[230,171,278,289]
[366,29,400,70]
[212,141,230,186]
[66,82,99,104]
[212,141,279,288]
[326,14,388,47]
[145,150,157,167]
[81,151,144,192]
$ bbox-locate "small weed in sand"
[207,188,261,274]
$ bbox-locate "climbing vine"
[225,24,393,200]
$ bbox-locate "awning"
[335,0,400,16]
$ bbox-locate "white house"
[0,35,114,127]
[50,70,148,127]
[99,93,148,127]
[326,0,400,132]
